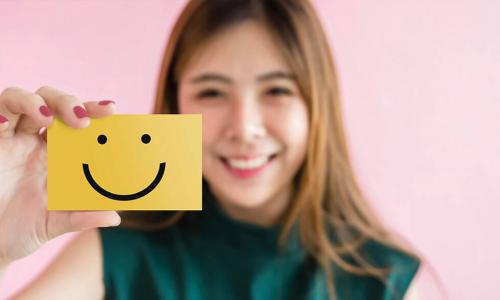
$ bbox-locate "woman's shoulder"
[334,236,420,300]
[98,223,179,254]
[97,221,194,299]
[359,237,421,272]
[98,224,148,241]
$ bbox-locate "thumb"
[46,210,121,240]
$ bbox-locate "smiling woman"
[177,22,309,226]
[0,0,421,299]
[114,0,421,299]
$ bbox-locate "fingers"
[0,113,9,132]
[0,86,117,139]
[83,100,116,118]
[0,87,54,138]
[40,127,48,143]
[34,86,90,130]
[46,210,121,240]
[37,100,115,144]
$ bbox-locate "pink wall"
[0,1,498,299]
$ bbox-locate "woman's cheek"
[270,102,308,146]
[201,108,223,145]
[178,98,221,171]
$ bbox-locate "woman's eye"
[196,89,224,99]
[266,87,292,96]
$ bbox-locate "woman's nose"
[224,97,267,143]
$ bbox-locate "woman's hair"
[120,0,421,298]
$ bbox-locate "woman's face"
[178,21,308,223]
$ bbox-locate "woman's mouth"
[219,154,278,179]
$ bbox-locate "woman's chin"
[215,189,274,210]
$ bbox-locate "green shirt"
[99,185,419,300]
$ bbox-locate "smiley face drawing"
[82,133,166,201]
[47,114,202,211]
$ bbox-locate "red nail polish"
[39,105,53,117]
[73,106,89,118]
[0,114,8,124]
[98,100,115,105]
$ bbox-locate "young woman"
[0,0,421,299]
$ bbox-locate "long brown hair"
[120,0,421,298]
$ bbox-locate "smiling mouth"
[82,162,166,201]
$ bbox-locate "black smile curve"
[82,162,166,201]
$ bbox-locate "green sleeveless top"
[99,184,419,300]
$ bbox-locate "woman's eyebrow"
[188,70,295,85]
[189,73,231,84]
[257,70,296,82]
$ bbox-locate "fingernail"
[39,105,53,117]
[73,106,89,118]
[0,114,8,124]
[98,100,115,106]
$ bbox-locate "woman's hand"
[0,86,121,266]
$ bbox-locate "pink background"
[1,0,499,299]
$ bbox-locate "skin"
[178,21,309,227]
[0,21,419,300]
[0,86,119,299]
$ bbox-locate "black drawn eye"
[97,134,107,144]
[141,134,151,144]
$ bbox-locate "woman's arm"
[10,229,104,300]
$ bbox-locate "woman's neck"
[212,184,292,228]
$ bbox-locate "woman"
[0,0,420,299]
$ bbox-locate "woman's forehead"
[179,21,292,82]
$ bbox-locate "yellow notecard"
[47,114,202,211]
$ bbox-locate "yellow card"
[47,114,202,211]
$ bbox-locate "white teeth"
[226,156,270,170]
